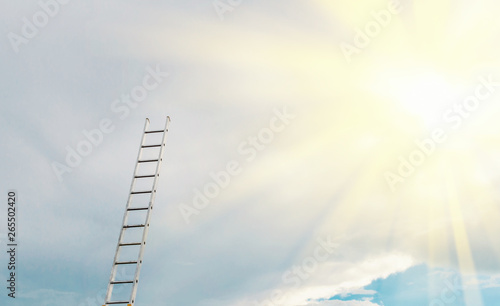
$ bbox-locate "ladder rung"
[134,174,156,178]
[115,261,138,265]
[110,280,134,284]
[130,190,152,194]
[105,301,131,305]
[119,242,142,246]
[127,207,149,211]
[123,224,146,228]
[145,130,164,134]
[141,144,162,148]
[138,159,159,163]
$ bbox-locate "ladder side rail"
[129,116,170,304]
[105,118,150,304]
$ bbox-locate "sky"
[1,0,500,305]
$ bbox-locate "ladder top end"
[167,116,171,122]
[145,118,150,123]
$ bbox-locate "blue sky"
[1,0,500,305]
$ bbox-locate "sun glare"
[370,66,463,127]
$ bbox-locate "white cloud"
[337,288,378,297]
[224,252,412,306]
[278,253,412,306]
[468,274,500,289]
[18,289,79,306]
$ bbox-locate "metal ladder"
[103,117,170,306]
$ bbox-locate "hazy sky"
[2,0,500,305]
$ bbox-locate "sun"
[391,72,458,124]
[368,65,464,128]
